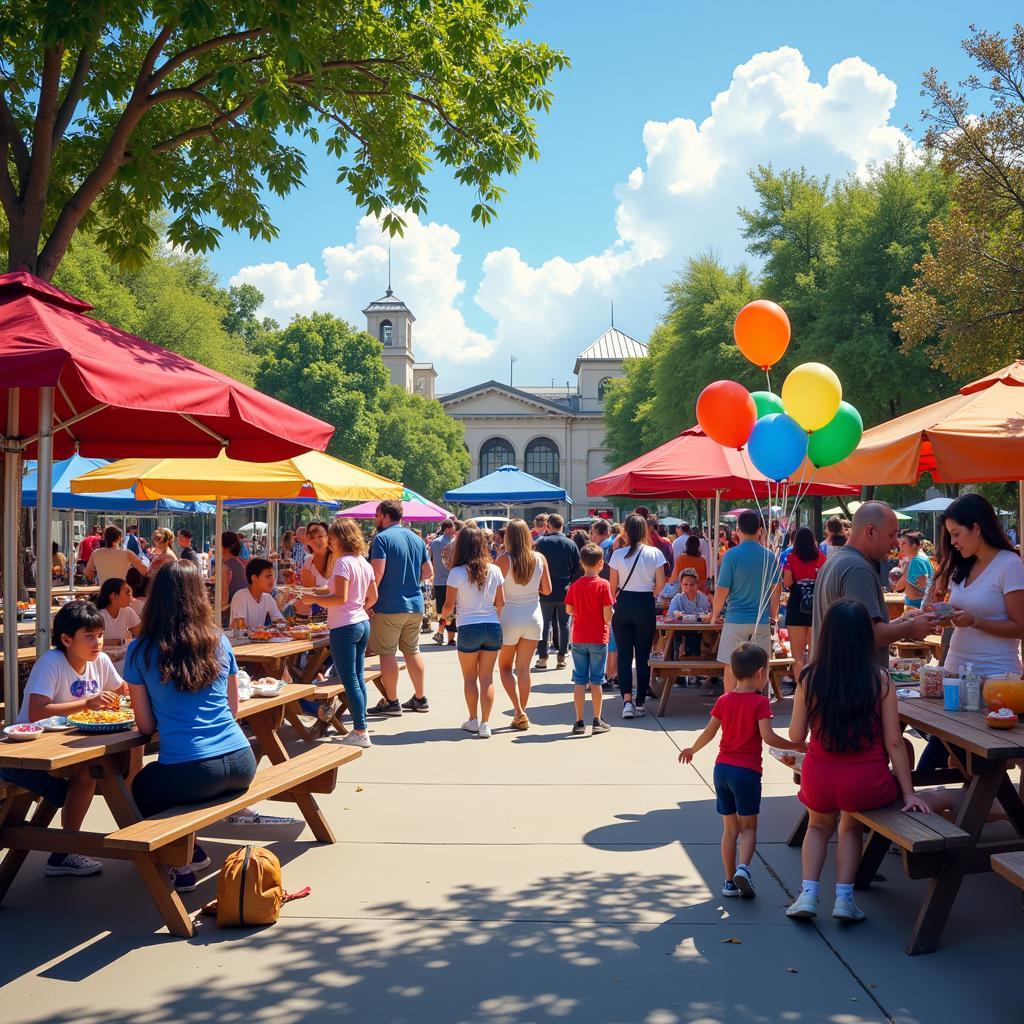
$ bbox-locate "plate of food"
[4,723,43,742]
[35,715,72,731]
[251,678,286,697]
[770,748,805,770]
[67,709,136,733]
[248,629,275,643]
[986,707,1018,730]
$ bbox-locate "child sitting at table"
[229,557,286,630]
[96,577,142,668]
[0,601,124,878]
[668,568,712,658]
[678,643,804,899]
[786,599,931,923]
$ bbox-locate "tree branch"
[0,139,17,216]
[147,94,257,156]
[22,46,63,210]
[148,27,272,89]
[0,90,30,183]
[310,102,367,145]
[52,42,97,144]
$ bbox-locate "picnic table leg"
[0,792,56,902]
[293,646,331,687]
[247,709,336,844]
[854,829,891,890]
[905,760,1004,955]
[655,671,673,716]
[786,809,808,848]
[284,701,317,744]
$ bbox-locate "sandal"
[512,712,530,730]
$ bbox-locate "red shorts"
[798,752,897,814]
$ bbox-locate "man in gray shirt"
[429,519,457,644]
[813,502,936,666]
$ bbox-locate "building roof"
[440,380,598,417]
[361,288,416,321]
[413,362,437,376]
[573,327,646,373]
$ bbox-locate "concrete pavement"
[2,642,1021,1023]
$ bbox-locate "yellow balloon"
[781,362,842,432]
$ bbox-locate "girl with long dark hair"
[608,514,666,719]
[439,527,505,738]
[96,576,142,666]
[783,527,826,687]
[124,561,256,891]
[786,600,929,923]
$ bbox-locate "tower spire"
[386,245,393,296]
[610,298,615,329]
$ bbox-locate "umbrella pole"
[35,388,54,656]
[712,490,721,585]
[1018,481,1024,563]
[3,389,21,725]
[68,509,76,594]
[214,498,224,631]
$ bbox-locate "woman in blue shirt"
[125,561,256,889]
[895,531,934,609]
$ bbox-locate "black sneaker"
[369,698,402,717]
[571,720,586,735]
[401,695,430,713]
[592,717,611,734]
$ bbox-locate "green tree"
[0,1,568,278]
[894,24,1024,377]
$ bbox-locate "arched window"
[479,437,515,477]
[598,376,613,400]
[380,319,393,345]
[525,437,559,484]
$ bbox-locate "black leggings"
[132,745,257,818]
[613,591,656,705]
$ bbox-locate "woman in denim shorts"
[439,527,506,739]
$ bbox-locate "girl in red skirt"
[786,599,930,923]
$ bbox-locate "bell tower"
[363,284,415,393]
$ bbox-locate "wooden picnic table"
[884,592,906,619]
[27,585,100,598]
[0,681,345,937]
[232,635,332,688]
[0,645,40,666]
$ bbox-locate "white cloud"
[231,46,911,387]
[231,213,496,362]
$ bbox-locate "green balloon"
[751,390,785,420]
[808,401,863,468]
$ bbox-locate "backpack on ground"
[216,845,282,927]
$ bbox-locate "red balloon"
[696,380,757,450]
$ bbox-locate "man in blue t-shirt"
[711,510,781,692]
[368,499,433,717]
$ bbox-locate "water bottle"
[963,663,982,712]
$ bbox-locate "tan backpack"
[216,846,282,927]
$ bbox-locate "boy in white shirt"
[229,558,286,630]
[3,602,124,877]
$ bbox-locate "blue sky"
[211,2,1019,391]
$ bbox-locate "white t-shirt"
[609,545,665,593]
[229,588,285,630]
[947,549,1024,677]
[447,563,503,627]
[100,606,140,662]
[19,649,123,723]
[90,547,134,585]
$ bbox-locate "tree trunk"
[6,207,44,276]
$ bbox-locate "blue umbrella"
[23,456,214,513]
[445,464,572,505]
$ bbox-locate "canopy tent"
[445,465,572,506]
[22,456,213,513]
[72,450,402,625]
[1,272,333,721]
[899,497,956,514]
[340,488,449,522]
[236,521,267,535]
[823,501,911,521]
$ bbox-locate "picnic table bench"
[283,658,396,740]
[991,851,1024,892]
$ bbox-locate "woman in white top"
[146,527,178,580]
[85,525,148,586]
[608,514,666,719]
[495,519,552,730]
[296,520,333,615]
[939,494,1024,677]
[439,527,505,738]
[95,576,142,667]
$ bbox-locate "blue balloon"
[747,413,808,481]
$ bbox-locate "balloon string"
[740,449,776,631]
[765,368,773,393]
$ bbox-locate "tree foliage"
[893,24,1024,377]
[0,1,567,278]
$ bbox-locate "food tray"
[68,713,135,734]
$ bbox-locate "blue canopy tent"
[445,464,573,510]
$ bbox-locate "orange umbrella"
[816,361,1024,486]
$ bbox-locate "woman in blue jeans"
[315,519,378,748]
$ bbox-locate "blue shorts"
[0,767,69,808]
[713,763,762,816]
[456,622,502,653]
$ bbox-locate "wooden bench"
[285,659,397,740]
[991,852,1024,891]
[104,744,361,936]
[649,656,791,715]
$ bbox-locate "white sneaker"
[341,731,372,748]
[786,891,818,919]
[832,896,866,922]
[461,718,480,733]
[45,853,102,877]
[633,704,647,718]
[478,722,492,738]
[621,701,636,719]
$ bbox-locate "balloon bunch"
[696,299,863,479]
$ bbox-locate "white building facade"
[363,290,646,515]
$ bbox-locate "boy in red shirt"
[565,543,613,736]
[678,643,804,898]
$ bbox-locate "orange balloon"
[696,380,757,450]
[734,299,791,370]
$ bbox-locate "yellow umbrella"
[70,449,402,502]
[72,450,402,622]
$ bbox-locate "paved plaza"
[2,643,1020,1024]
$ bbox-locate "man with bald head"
[813,501,936,665]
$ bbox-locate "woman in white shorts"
[496,519,551,730]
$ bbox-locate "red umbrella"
[0,272,334,718]
[587,426,858,500]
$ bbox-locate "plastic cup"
[943,678,962,711]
